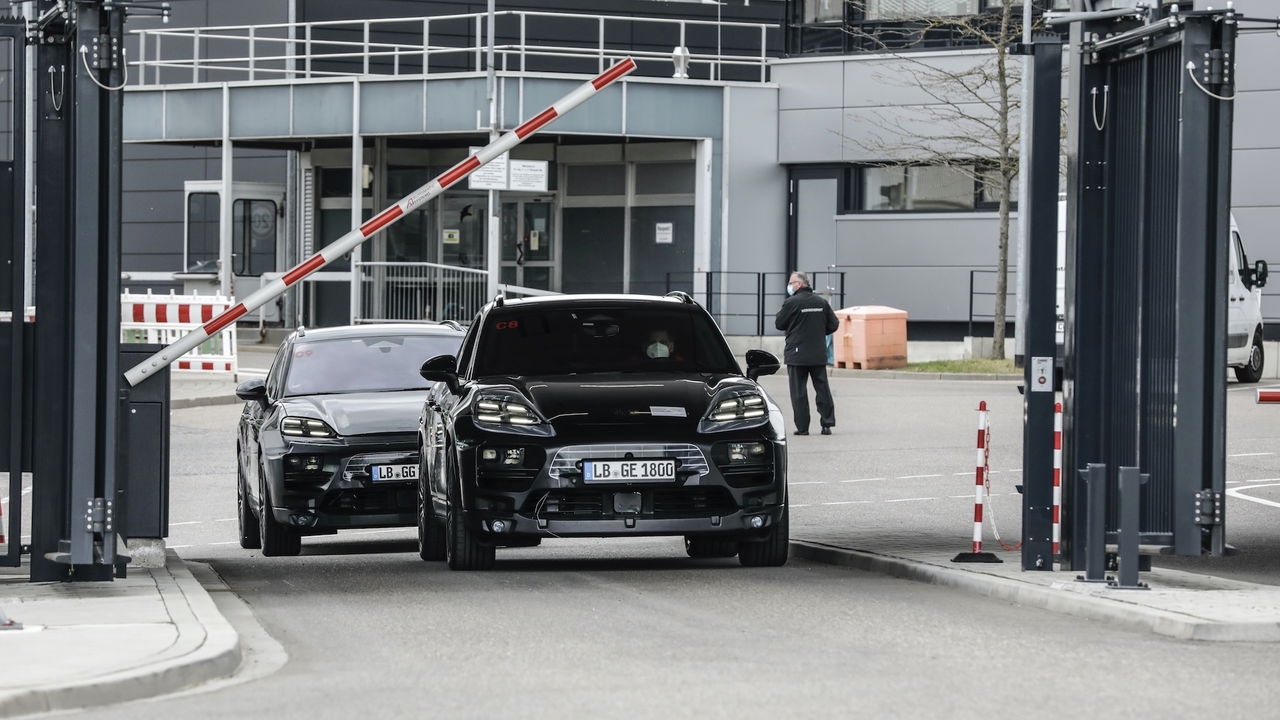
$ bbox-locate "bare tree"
[843,1,1028,359]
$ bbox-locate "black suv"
[416,293,788,570]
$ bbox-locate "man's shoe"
[794,430,809,436]
[821,427,832,436]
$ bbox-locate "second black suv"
[416,293,788,570]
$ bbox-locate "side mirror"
[420,354,461,395]
[235,378,267,403]
[1255,260,1269,289]
[745,349,781,381]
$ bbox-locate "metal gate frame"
[0,19,26,568]
[1063,7,1237,565]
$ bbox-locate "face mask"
[786,284,796,296]
[647,342,671,359]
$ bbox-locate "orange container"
[833,306,908,370]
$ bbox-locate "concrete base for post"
[127,538,167,569]
[952,551,1003,563]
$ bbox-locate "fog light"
[492,519,508,533]
[482,448,498,462]
[503,448,524,466]
[728,442,767,463]
[290,513,315,527]
[749,515,765,529]
[303,456,322,472]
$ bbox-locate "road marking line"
[953,472,971,476]
[949,494,971,498]
[213,518,236,522]
[1230,452,1275,458]
[898,474,942,479]
[169,544,193,549]
[210,541,239,545]
[886,497,938,503]
[839,477,886,483]
[1227,483,1280,509]
[822,500,872,506]
[790,481,827,485]
[170,521,202,527]
[790,504,811,508]
[1245,477,1280,483]
[1227,481,1242,485]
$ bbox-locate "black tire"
[1235,332,1265,384]
[685,536,738,558]
[417,454,445,561]
[738,505,790,567]
[237,457,261,550]
[259,474,302,557]
[444,477,494,571]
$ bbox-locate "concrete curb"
[172,395,240,410]
[829,369,1022,382]
[791,540,1280,643]
[0,551,242,717]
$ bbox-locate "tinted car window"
[285,334,462,396]
[474,306,738,376]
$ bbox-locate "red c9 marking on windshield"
[495,320,520,330]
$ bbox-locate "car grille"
[548,443,710,481]
[521,487,737,520]
[321,488,416,515]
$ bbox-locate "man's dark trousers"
[788,364,834,432]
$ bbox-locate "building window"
[804,0,844,23]
[233,199,278,277]
[864,0,979,20]
[856,163,1016,212]
[185,192,219,271]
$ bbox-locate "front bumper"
[262,433,420,531]
[453,428,786,541]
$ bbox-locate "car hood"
[489,373,756,430]
[279,390,427,437]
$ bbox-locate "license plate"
[371,463,418,482]
[584,459,676,484]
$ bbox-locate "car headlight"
[699,391,770,433]
[472,391,555,437]
[281,416,338,438]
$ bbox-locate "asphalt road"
[80,373,1280,719]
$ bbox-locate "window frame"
[847,162,1017,214]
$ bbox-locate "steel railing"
[665,270,846,336]
[967,268,1016,339]
[354,261,489,324]
[129,10,778,87]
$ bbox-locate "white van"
[1055,202,1269,383]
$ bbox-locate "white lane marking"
[898,474,942,479]
[1230,452,1275,458]
[949,494,972,498]
[170,521,203,527]
[790,481,827,485]
[886,497,937,503]
[169,544,193,549]
[790,504,811,508]
[953,472,971,476]
[1227,483,1280,509]
[1246,477,1280,483]
[840,477,886,483]
[213,518,237,523]
[1227,481,1242,485]
[822,500,872,506]
[1,486,33,505]
[210,541,239,545]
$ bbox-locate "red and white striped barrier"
[1053,401,1063,556]
[971,400,990,554]
[123,57,638,387]
[1257,388,1280,404]
[121,291,238,374]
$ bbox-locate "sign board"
[655,222,674,245]
[443,228,460,245]
[1030,356,1052,392]
[509,160,549,192]
[468,147,508,190]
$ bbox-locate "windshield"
[284,334,462,396]
[474,305,739,377]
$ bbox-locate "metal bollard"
[1110,466,1150,590]
[1076,463,1108,583]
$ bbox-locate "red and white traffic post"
[1052,402,1063,557]
[953,401,1002,563]
[123,57,638,387]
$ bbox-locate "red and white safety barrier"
[1257,388,1280,404]
[122,290,238,374]
[0,306,35,323]
[123,57,638,387]
[971,401,990,554]
[1052,401,1063,556]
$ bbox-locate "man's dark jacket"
[775,286,839,366]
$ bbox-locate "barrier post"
[1053,402,1062,557]
[953,401,1002,563]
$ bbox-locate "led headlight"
[281,416,338,438]
[699,391,770,433]
[472,391,555,437]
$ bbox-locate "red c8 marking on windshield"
[495,320,520,330]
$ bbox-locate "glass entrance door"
[500,197,556,292]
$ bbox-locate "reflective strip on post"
[972,400,988,554]
[122,57,637,387]
[1052,402,1063,556]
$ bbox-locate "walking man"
[775,271,839,435]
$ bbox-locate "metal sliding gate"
[1062,6,1237,567]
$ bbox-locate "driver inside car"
[645,329,680,359]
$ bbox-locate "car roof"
[291,323,464,343]
[493,294,694,310]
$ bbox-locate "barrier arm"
[124,57,637,387]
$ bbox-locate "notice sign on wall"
[468,147,508,190]
[467,147,548,191]
[443,228,461,245]
[655,222,674,245]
